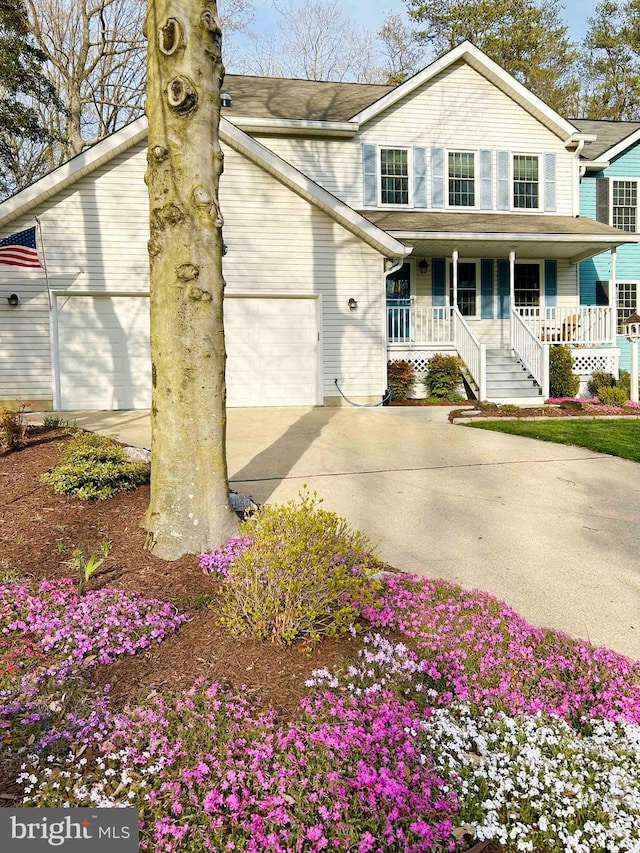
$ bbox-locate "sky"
[245,0,599,42]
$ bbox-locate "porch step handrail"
[452,307,486,400]
[515,306,615,346]
[511,309,549,398]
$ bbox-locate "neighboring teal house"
[575,119,640,372]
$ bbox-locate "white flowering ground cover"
[4,573,640,852]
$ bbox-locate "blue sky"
[247,0,598,41]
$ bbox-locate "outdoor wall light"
[419,259,429,274]
[6,293,19,306]
[347,297,358,311]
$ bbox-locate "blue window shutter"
[596,178,610,224]
[432,257,446,306]
[544,259,558,307]
[413,146,427,208]
[481,259,494,319]
[431,146,445,208]
[362,143,377,206]
[497,259,510,319]
[544,152,557,212]
[497,151,510,210]
[480,150,493,210]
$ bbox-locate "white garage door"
[55,294,319,410]
[56,294,151,410]
[225,296,319,406]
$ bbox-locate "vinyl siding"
[258,61,573,215]
[0,139,386,405]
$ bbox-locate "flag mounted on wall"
[0,227,43,269]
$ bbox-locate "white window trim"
[514,259,545,309]
[378,145,412,207]
[446,257,482,319]
[512,152,542,212]
[616,280,640,332]
[446,148,478,210]
[609,178,640,233]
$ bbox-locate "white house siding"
[0,138,386,407]
[257,61,574,216]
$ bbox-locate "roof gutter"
[223,115,359,138]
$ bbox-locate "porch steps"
[484,349,543,403]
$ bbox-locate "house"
[573,118,640,376]
[0,41,635,411]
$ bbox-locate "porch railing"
[515,306,615,346]
[387,303,453,345]
[511,309,549,398]
[453,307,486,400]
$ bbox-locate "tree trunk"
[144,0,238,560]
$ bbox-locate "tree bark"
[144,0,238,560]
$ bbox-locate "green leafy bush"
[597,386,629,406]
[0,402,30,451]
[587,371,616,398]
[42,432,149,500]
[548,346,580,398]
[216,491,381,645]
[387,360,415,400]
[424,354,465,399]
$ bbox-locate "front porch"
[387,302,620,402]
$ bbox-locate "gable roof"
[351,41,581,143]
[0,116,408,261]
[572,118,640,163]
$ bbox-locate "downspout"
[573,138,586,218]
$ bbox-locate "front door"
[387,262,412,339]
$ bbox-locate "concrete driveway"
[61,406,640,660]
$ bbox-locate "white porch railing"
[515,306,615,346]
[511,309,549,398]
[387,303,453,345]
[453,307,486,400]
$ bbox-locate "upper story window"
[617,281,639,332]
[513,155,539,209]
[612,180,638,232]
[448,152,475,206]
[380,148,409,205]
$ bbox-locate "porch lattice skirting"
[571,348,621,378]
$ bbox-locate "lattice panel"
[572,350,619,377]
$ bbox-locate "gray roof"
[358,211,628,236]
[222,75,393,121]
[572,118,640,160]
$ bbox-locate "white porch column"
[631,341,639,403]
[610,248,617,346]
[509,250,516,349]
[452,250,459,311]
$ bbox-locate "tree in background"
[144,0,238,559]
[236,0,380,82]
[581,0,640,119]
[378,12,427,85]
[403,0,580,115]
[0,0,61,197]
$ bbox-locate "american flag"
[0,227,43,269]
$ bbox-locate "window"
[513,155,539,209]
[514,264,540,307]
[448,152,475,206]
[612,181,638,232]
[449,261,478,316]
[380,148,409,205]
[617,281,639,332]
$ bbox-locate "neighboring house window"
[380,148,409,205]
[513,155,539,209]
[448,152,475,206]
[612,180,638,232]
[617,281,639,332]
[514,263,540,306]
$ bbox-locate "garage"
[54,293,320,410]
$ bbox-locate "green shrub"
[586,371,616,397]
[549,346,580,398]
[42,415,70,429]
[617,369,632,396]
[217,491,381,645]
[424,354,464,399]
[597,386,629,406]
[42,432,149,500]
[0,402,30,451]
[387,360,415,400]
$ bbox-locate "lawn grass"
[466,418,640,462]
